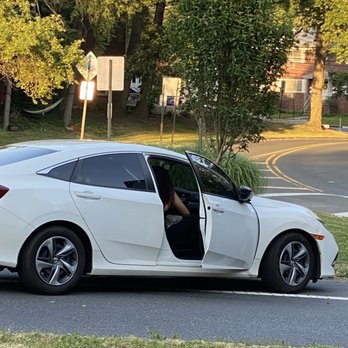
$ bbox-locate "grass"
[2,107,348,150]
[263,122,348,139]
[322,115,348,127]
[0,331,335,348]
[319,214,348,278]
[0,108,199,147]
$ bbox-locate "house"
[276,31,348,115]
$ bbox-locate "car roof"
[7,139,187,159]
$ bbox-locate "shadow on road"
[0,270,340,295]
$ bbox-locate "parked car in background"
[0,140,338,294]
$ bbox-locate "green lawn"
[322,115,348,127]
[319,214,348,278]
[0,331,335,348]
[0,109,199,147]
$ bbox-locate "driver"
[152,166,203,259]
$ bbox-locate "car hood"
[251,196,318,220]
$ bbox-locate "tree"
[290,0,348,129]
[0,0,82,130]
[127,2,169,116]
[322,1,348,63]
[42,0,156,126]
[166,0,293,162]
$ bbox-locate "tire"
[18,225,85,295]
[260,232,315,293]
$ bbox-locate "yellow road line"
[250,141,348,160]
[254,141,348,193]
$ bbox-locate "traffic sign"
[77,51,98,81]
[97,56,124,91]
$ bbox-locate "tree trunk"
[63,84,76,128]
[308,28,325,129]
[3,79,12,131]
[154,2,166,26]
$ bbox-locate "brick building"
[276,32,348,115]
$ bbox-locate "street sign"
[79,81,95,101]
[97,56,125,91]
[77,51,98,81]
[161,77,182,107]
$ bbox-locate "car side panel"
[0,175,100,267]
[202,194,259,270]
[70,183,164,266]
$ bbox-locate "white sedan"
[0,140,338,294]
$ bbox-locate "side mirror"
[238,185,253,203]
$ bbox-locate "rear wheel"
[18,226,85,295]
[261,232,315,293]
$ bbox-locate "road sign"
[77,51,98,81]
[97,56,124,91]
[79,81,95,101]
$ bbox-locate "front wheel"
[261,232,315,293]
[18,226,85,295]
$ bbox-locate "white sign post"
[97,56,125,141]
[77,51,98,139]
[160,77,182,143]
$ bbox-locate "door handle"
[74,191,102,200]
[212,206,224,213]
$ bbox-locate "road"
[1,138,347,347]
[0,275,348,347]
[248,139,348,216]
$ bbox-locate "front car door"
[70,152,164,266]
[186,152,259,270]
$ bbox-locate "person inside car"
[152,166,203,259]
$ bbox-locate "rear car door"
[70,152,164,265]
[186,152,259,270]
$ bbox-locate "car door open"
[186,152,260,270]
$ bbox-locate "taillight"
[0,185,9,198]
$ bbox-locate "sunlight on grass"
[0,331,332,348]
[263,123,348,139]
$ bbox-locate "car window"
[0,146,57,166]
[45,161,77,182]
[187,153,237,199]
[148,157,198,192]
[71,153,147,190]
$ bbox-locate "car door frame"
[185,151,260,270]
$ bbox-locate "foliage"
[0,0,83,102]
[288,0,348,128]
[72,0,155,52]
[127,20,167,107]
[329,72,348,98]
[322,1,348,63]
[166,0,293,163]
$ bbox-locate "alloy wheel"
[279,241,310,287]
[35,236,78,286]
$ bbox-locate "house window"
[282,79,305,93]
[288,49,305,63]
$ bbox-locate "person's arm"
[172,191,190,217]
